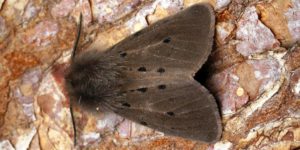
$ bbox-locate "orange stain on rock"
[256,0,293,46]
[4,51,39,79]
[145,137,196,149]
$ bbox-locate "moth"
[65,3,222,143]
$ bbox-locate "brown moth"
[65,3,222,143]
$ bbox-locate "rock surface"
[0,0,299,149]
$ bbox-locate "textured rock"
[0,0,300,149]
[236,6,280,56]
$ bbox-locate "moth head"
[65,50,121,109]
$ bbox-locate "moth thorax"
[65,51,121,107]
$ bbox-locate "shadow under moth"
[65,3,222,143]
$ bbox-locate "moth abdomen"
[65,50,125,109]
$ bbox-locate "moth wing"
[108,80,221,143]
[105,4,221,142]
[108,3,215,75]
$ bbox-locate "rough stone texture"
[0,0,300,149]
[236,6,280,56]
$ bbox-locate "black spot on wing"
[166,111,175,116]
[158,84,166,90]
[138,67,147,72]
[157,68,165,73]
[163,37,171,43]
[120,52,127,57]
[122,102,131,107]
[137,87,147,93]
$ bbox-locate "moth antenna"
[71,13,83,61]
[70,103,77,145]
[70,13,83,146]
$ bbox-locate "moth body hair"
[65,50,124,110]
